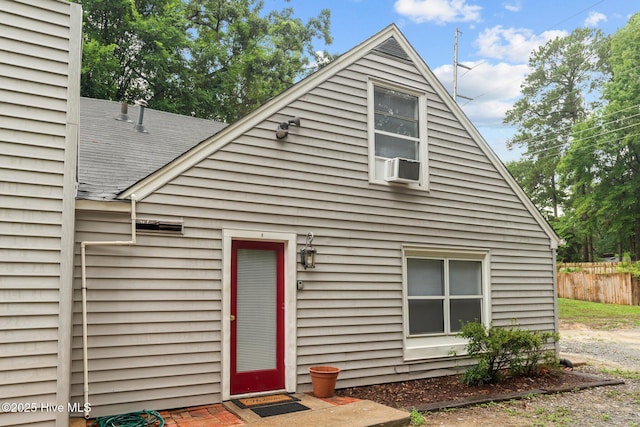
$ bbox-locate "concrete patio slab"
[226,394,410,427]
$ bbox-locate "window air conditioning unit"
[384,157,420,183]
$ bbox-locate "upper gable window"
[368,81,427,188]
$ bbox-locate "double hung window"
[403,248,489,360]
[407,258,483,335]
[369,81,427,185]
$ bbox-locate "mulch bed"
[335,370,623,411]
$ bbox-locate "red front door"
[230,240,285,395]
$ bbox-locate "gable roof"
[77,97,226,200]
[110,24,560,248]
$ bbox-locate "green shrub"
[458,321,558,385]
[461,358,494,385]
[409,408,425,425]
[614,260,640,278]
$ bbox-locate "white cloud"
[305,51,332,71]
[584,11,607,27]
[503,1,522,12]
[475,26,567,63]
[393,0,482,25]
[433,61,528,127]
[434,61,530,161]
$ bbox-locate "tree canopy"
[558,13,640,261]
[506,14,640,261]
[503,27,609,219]
[76,0,335,123]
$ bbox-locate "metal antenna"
[453,27,472,102]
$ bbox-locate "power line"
[449,1,635,165]
[524,119,640,160]
[460,43,614,109]
[534,130,640,162]
[510,102,640,149]
[460,60,485,78]
[528,115,640,156]
[454,0,609,107]
[531,119,640,157]
[493,61,640,124]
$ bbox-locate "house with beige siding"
[0,1,81,426]
[72,24,561,418]
[1,3,561,423]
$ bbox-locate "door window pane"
[408,300,444,334]
[450,260,482,295]
[236,249,277,372]
[407,258,443,296]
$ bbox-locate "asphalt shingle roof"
[78,97,227,200]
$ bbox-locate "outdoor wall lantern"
[276,116,301,139]
[300,232,316,269]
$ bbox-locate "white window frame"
[367,79,428,189]
[402,246,491,361]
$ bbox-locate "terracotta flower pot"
[309,366,340,398]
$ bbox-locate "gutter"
[80,195,137,419]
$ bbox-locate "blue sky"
[262,0,638,162]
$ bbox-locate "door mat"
[250,402,310,418]
[232,393,300,409]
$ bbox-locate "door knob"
[230,314,236,321]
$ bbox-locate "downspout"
[80,195,137,419]
[552,246,559,358]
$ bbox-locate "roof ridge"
[80,97,227,126]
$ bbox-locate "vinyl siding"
[0,1,80,426]
[72,211,222,417]
[72,46,555,414]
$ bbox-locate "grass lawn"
[558,297,640,329]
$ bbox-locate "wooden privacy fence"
[557,263,640,305]
[559,262,618,273]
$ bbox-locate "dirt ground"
[425,323,640,427]
[558,321,640,369]
[422,322,640,426]
[337,321,640,426]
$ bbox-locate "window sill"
[403,336,468,361]
[369,178,429,191]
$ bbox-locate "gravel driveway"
[423,324,640,426]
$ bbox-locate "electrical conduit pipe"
[80,195,137,419]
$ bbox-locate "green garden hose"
[90,410,164,427]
